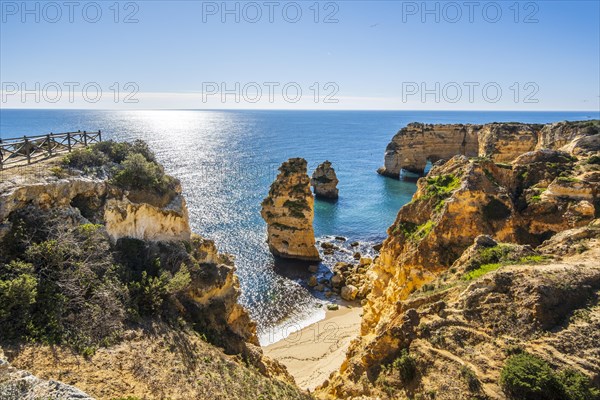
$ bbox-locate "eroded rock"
[311,161,339,199]
[261,158,320,261]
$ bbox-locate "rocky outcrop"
[378,120,599,177]
[377,123,479,177]
[104,193,190,242]
[319,127,600,399]
[311,161,339,199]
[318,225,600,399]
[0,143,297,399]
[0,169,191,244]
[261,158,320,261]
[0,355,93,400]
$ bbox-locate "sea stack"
[261,158,321,261]
[311,161,339,199]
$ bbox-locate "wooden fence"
[0,131,102,169]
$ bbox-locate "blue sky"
[1,0,599,110]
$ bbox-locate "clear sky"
[1,0,599,110]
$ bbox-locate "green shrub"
[558,369,600,400]
[393,220,434,241]
[94,139,155,163]
[63,147,109,169]
[63,139,157,172]
[462,245,547,281]
[129,264,191,314]
[111,153,173,193]
[424,174,461,201]
[392,349,417,384]
[165,264,192,294]
[586,155,600,165]
[0,261,38,337]
[501,354,600,400]
[0,210,126,348]
[460,365,481,392]
[500,353,563,399]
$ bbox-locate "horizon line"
[1,108,599,113]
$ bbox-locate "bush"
[111,153,174,193]
[0,261,38,338]
[94,139,155,164]
[392,349,417,383]
[424,174,461,201]
[63,147,109,169]
[500,353,599,400]
[63,139,157,172]
[0,209,127,348]
[500,353,562,399]
[460,365,481,392]
[558,369,600,400]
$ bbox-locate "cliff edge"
[319,120,600,399]
[379,120,599,177]
[0,141,309,400]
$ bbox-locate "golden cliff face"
[0,157,257,352]
[378,123,479,176]
[261,158,320,261]
[379,120,599,177]
[319,124,599,399]
[104,193,191,242]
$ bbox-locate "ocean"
[1,109,597,344]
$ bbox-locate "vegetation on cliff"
[0,141,309,400]
[319,121,600,400]
[0,142,199,353]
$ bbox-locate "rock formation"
[0,354,93,400]
[318,120,600,399]
[378,120,599,178]
[261,158,320,261]
[0,169,191,244]
[318,227,600,399]
[311,161,339,199]
[0,141,310,400]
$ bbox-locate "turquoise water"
[1,109,597,340]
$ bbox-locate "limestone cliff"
[0,142,307,400]
[261,158,320,261]
[318,227,600,399]
[0,167,191,244]
[319,122,600,399]
[379,120,599,177]
[311,161,339,199]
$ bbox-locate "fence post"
[0,138,3,170]
[98,130,102,142]
[83,131,88,146]
[24,136,31,164]
[47,134,52,156]
[67,132,72,152]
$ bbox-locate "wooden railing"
[0,131,102,169]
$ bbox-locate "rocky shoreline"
[2,119,599,399]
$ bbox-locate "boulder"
[341,285,359,301]
[311,161,339,199]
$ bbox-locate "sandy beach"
[263,303,363,391]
